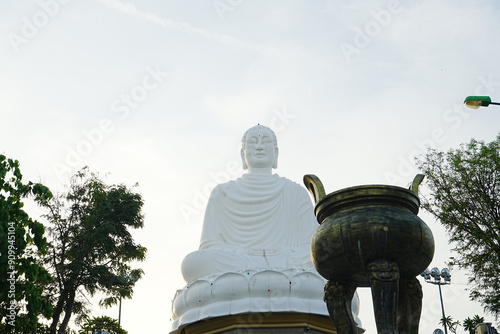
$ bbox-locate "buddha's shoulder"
[209,180,237,196]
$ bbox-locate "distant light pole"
[118,297,122,326]
[464,96,500,109]
[118,273,138,326]
[421,267,452,334]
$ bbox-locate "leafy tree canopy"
[439,316,459,334]
[0,155,53,333]
[78,316,127,334]
[463,315,485,334]
[416,134,500,317]
[43,167,147,334]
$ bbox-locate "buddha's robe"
[181,173,318,283]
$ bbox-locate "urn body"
[311,184,434,285]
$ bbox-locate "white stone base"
[170,268,362,333]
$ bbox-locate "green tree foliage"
[463,315,485,334]
[42,167,147,334]
[98,273,139,310]
[0,155,53,333]
[416,134,500,317]
[78,316,127,334]
[439,316,460,334]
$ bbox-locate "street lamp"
[463,96,500,109]
[421,267,452,334]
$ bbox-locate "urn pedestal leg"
[324,280,358,334]
[368,260,400,334]
[397,277,423,334]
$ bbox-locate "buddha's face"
[241,126,278,170]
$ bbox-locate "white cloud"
[95,0,267,53]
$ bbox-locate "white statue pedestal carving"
[170,268,362,333]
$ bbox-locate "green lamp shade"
[464,96,491,109]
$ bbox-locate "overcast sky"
[2,1,500,333]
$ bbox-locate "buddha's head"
[241,125,279,171]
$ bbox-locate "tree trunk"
[58,288,76,334]
[50,288,68,334]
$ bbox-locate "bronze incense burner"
[304,174,434,334]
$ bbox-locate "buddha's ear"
[272,147,279,169]
[241,148,248,170]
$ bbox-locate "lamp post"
[118,297,122,327]
[421,267,452,334]
[118,273,138,326]
[464,96,500,109]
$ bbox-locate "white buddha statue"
[181,124,318,283]
[172,125,363,333]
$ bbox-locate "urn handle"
[303,174,326,204]
[410,174,425,195]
